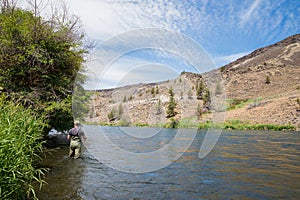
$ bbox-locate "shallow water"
[37,126,300,199]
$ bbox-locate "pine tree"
[203,88,211,109]
[196,103,203,120]
[196,80,204,99]
[166,87,177,118]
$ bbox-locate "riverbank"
[84,119,296,131]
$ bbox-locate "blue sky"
[25,0,300,89]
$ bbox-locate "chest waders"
[69,128,82,159]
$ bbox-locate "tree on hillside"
[155,98,162,115]
[155,85,159,95]
[0,1,90,131]
[196,103,203,120]
[203,88,211,109]
[265,75,271,84]
[166,87,177,118]
[196,80,204,99]
[187,89,193,99]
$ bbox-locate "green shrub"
[265,75,271,84]
[0,96,47,199]
[165,117,179,128]
[227,99,249,110]
[220,66,226,72]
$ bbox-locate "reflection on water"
[37,127,300,199]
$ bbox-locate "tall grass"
[197,120,295,131]
[0,96,47,199]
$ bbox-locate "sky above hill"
[22,0,300,89]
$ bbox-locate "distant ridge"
[88,34,300,128]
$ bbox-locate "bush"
[165,117,179,128]
[0,96,47,199]
[265,75,271,84]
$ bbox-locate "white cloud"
[239,0,262,26]
[18,0,297,89]
[83,55,179,90]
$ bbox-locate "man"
[67,121,87,159]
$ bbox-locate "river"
[36,126,300,199]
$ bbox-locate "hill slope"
[88,34,300,128]
[204,34,300,127]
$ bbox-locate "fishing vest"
[69,127,81,141]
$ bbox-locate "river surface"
[36,126,300,199]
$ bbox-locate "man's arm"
[79,129,87,141]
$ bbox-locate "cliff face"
[88,34,300,127]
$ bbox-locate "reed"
[0,96,47,199]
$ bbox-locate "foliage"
[223,120,295,131]
[0,96,47,199]
[133,122,149,127]
[197,120,295,131]
[165,117,179,128]
[227,99,249,110]
[72,86,92,122]
[166,87,177,118]
[118,103,124,118]
[108,103,124,122]
[155,86,159,95]
[196,80,204,99]
[265,75,271,84]
[203,88,211,108]
[108,108,116,121]
[220,66,226,72]
[0,4,89,132]
[196,103,203,119]
[151,87,155,95]
[44,96,73,132]
[187,89,193,99]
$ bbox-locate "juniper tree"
[196,80,204,99]
[196,103,203,120]
[166,87,177,118]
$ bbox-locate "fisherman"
[67,121,87,159]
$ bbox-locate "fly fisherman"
[67,121,87,159]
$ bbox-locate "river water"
[37,126,300,199]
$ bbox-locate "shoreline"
[83,120,296,131]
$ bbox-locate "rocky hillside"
[204,34,300,127]
[88,34,300,128]
[89,72,210,125]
